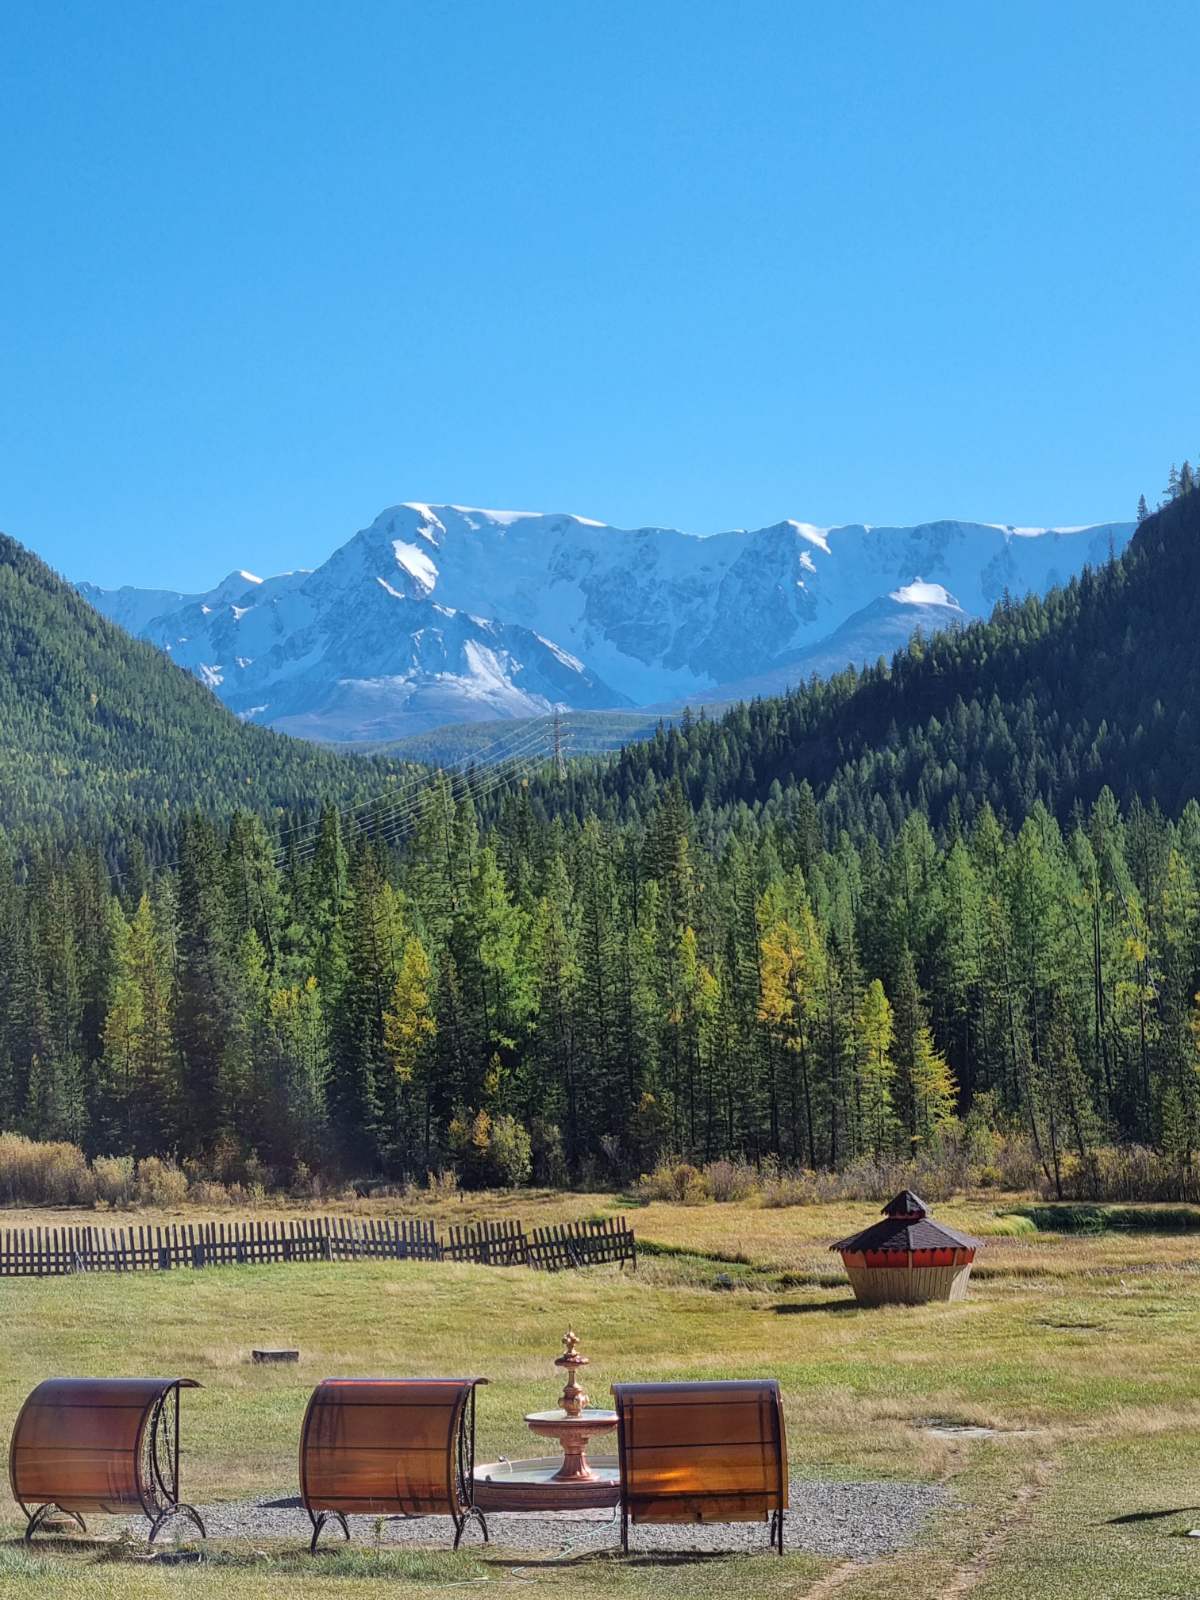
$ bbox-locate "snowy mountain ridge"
[78,503,1134,742]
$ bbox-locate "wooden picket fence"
[441,1216,637,1271]
[0,1213,635,1279]
[442,1218,530,1266]
[528,1217,638,1271]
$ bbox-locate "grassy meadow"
[3,1191,1200,1598]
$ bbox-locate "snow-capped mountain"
[78,503,1134,742]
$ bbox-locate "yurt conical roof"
[831,1190,979,1255]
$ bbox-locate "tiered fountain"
[474,1329,619,1511]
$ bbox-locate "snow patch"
[889,580,962,608]
[785,520,831,552]
[462,640,517,692]
[449,505,542,525]
[534,633,586,672]
[392,540,439,590]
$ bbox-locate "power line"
[281,720,557,868]
[272,717,557,866]
[105,713,559,887]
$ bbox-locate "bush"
[133,1157,189,1209]
[0,1132,96,1206]
[92,1155,136,1207]
[702,1159,758,1203]
[638,1159,709,1204]
[487,1115,533,1188]
[759,1164,818,1208]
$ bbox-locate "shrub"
[92,1155,136,1207]
[759,1165,818,1208]
[702,1160,758,1203]
[0,1132,96,1206]
[133,1157,189,1209]
[425,1168,459,1200]
[637,1159,709,1203]
[487,1115,533,1189]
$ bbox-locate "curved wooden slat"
[9,1377,200,1522]
[611,1380,787,1552]
[299,1378,487,1538]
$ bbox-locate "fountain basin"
[474,1453,619,1513]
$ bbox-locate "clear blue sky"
[2,1,1197,590]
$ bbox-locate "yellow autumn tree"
[382,936,436,1084]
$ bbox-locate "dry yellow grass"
[3,1192,1200,1597]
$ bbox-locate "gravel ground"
[147,1479,950,1560]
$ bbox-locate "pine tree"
[175,816,235,1152]
[329,845,406,1168]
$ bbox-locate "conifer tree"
[382,935,437,1167]
[854,978,896,1157]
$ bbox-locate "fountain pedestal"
[474,1329,620,1512]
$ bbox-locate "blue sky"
[2,1,1197,589]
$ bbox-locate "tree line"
[4,777,1200,1194]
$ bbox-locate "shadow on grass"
[771,1299,858,1315]
[1,1536,116,1554]
[509,1547,765,1569]
[1107,1507,1200,1526]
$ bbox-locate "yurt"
[831,1190,978,1305]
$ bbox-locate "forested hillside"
[4,491,1200,1195]
[0,533,410,855]
[7,758,1200,1196]
[516,487,1200,844]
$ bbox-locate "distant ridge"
[79,503,1132,743]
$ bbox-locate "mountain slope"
[80,503,1133,741]
[512,491,1200,837]
[659,581,968,709]
[0,534,408,845]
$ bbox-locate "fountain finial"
[554,1327,590,1417]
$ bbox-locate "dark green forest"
[506,485,1200,843]
[2,483,1200,1192]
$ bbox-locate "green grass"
[3,1194,1200,1596]
[1011,1202,1200,1233]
